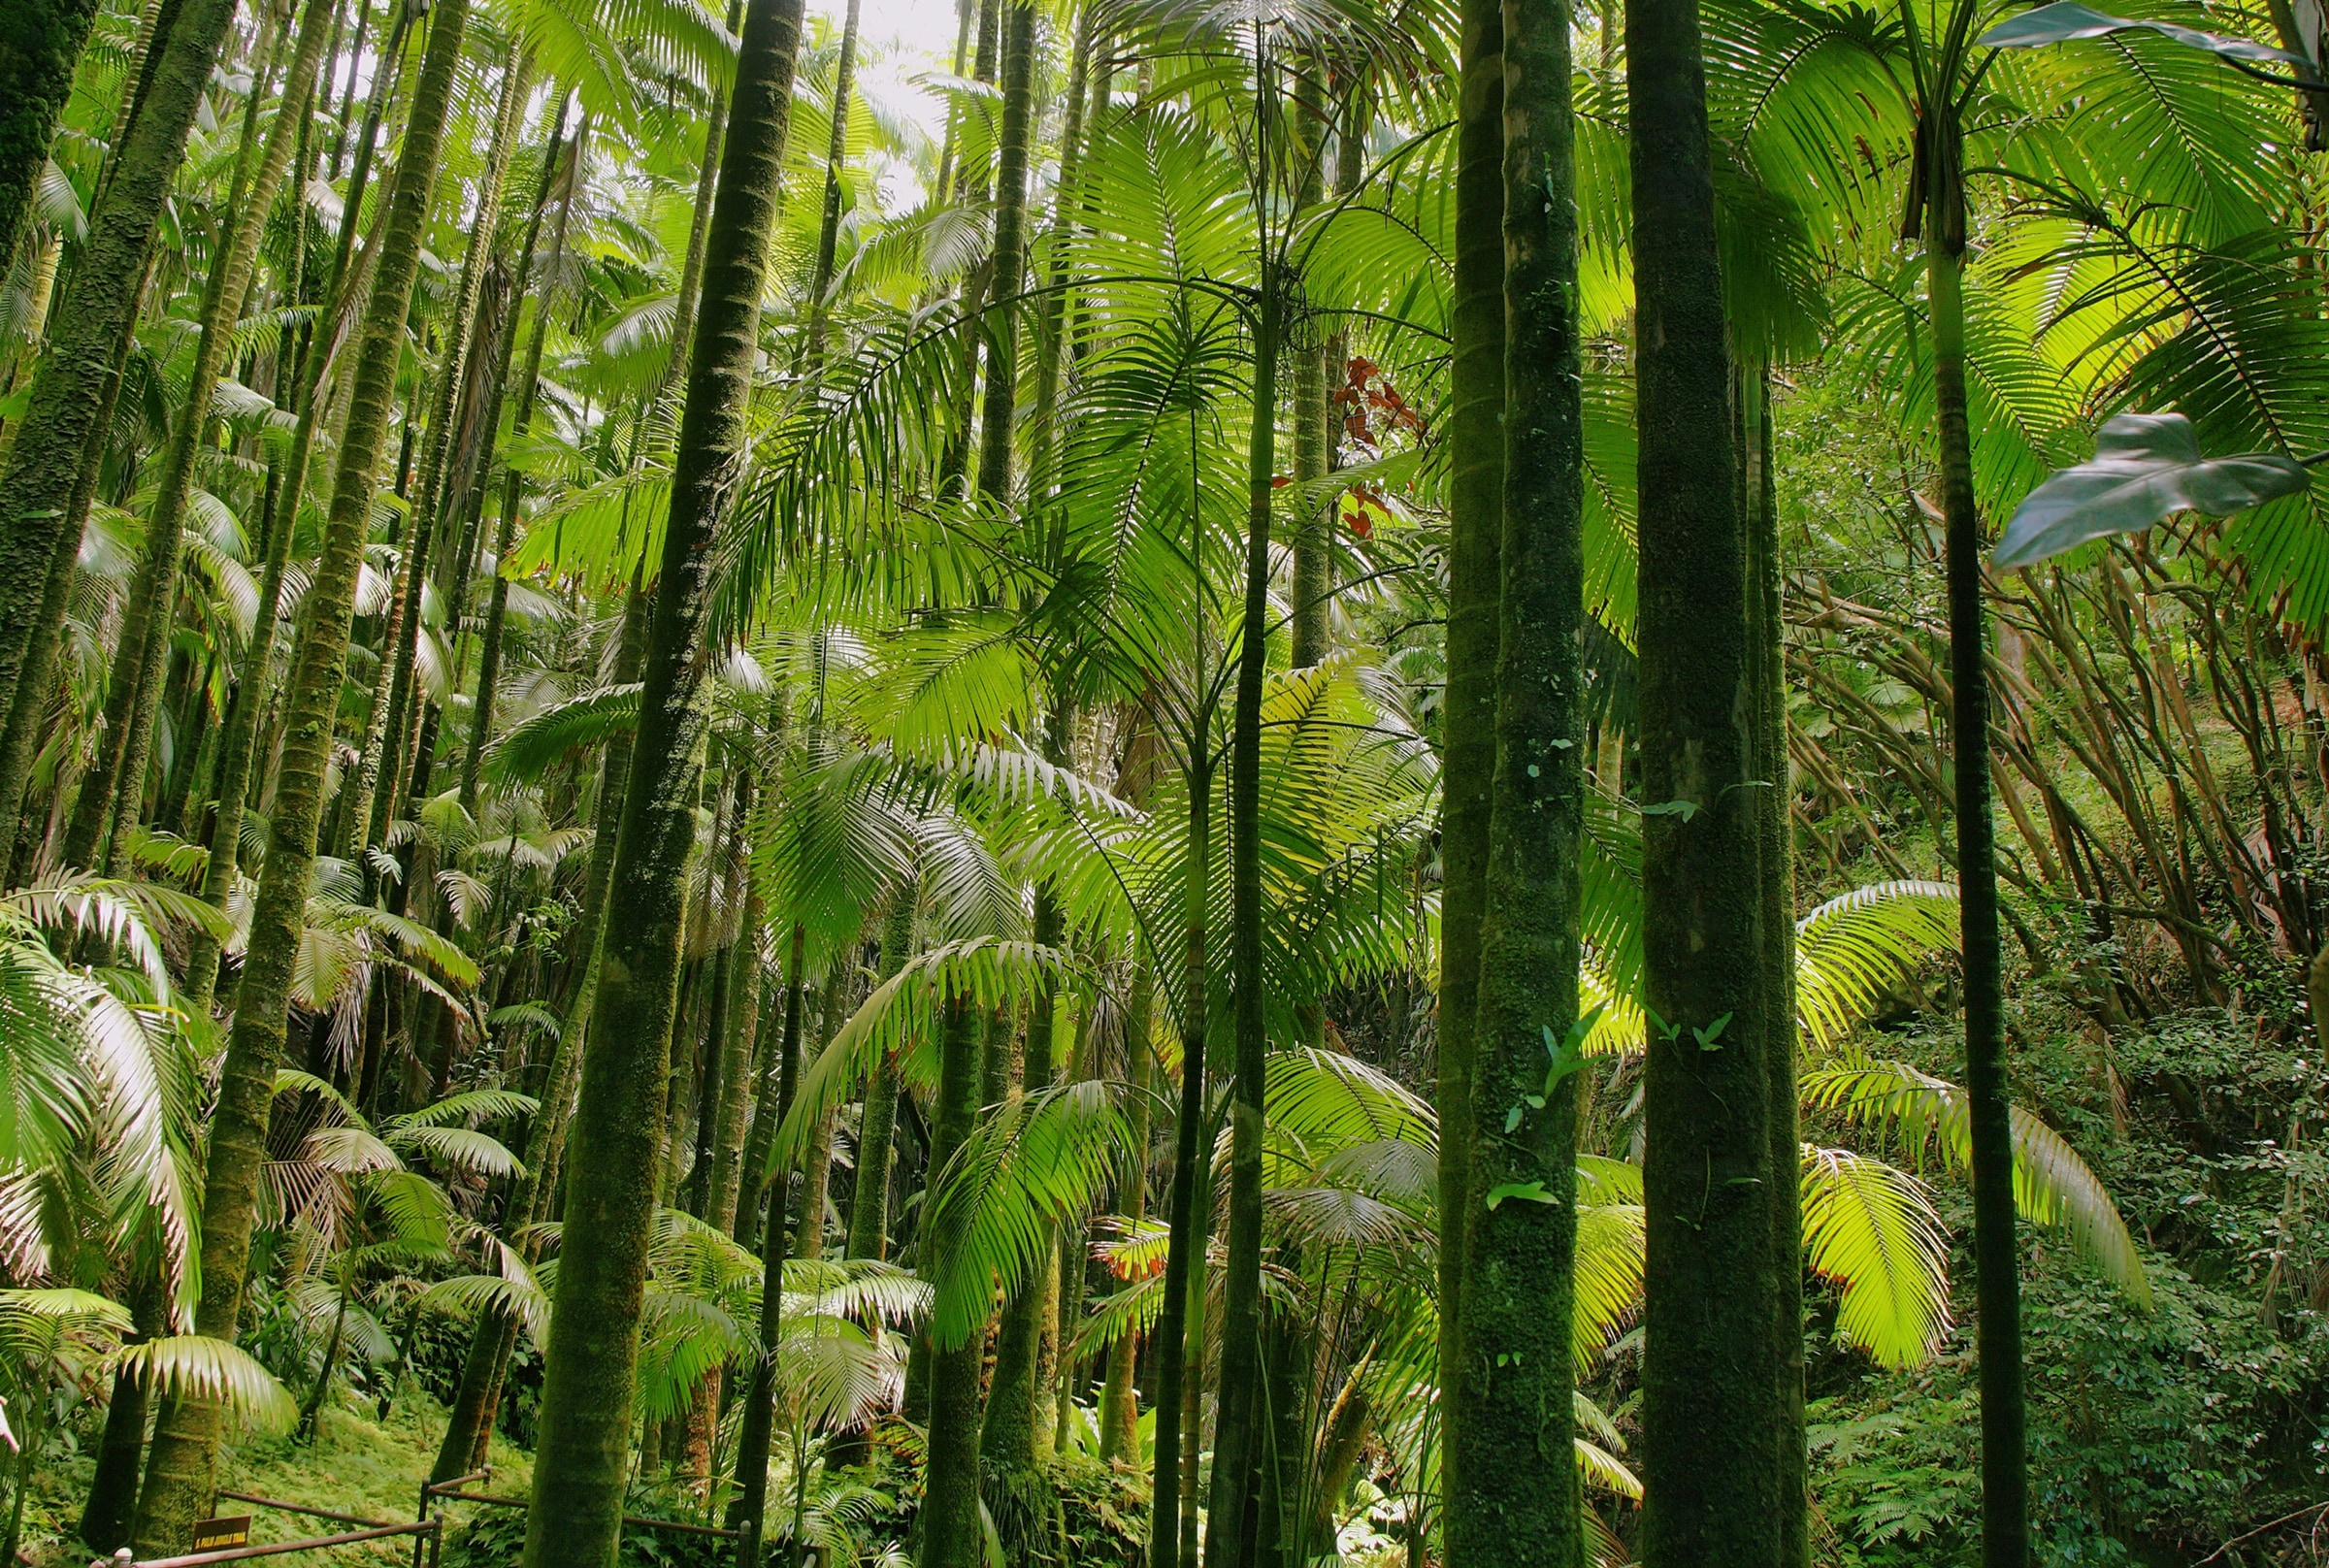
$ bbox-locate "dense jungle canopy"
[0,0,2324,1562]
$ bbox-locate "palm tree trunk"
[910,995,987,1568]
[661,0,746,400]
[1287,69,1329,672]
[792,974,847,1258]
[1098,961,1151,1464]
[65,0,334,876]
[132,0,476,1546]
[706,791,764,1236]
[1745,362,1809,1568]
[1626,0,1785,1556]
[1434,0,1506,1519]
[516,0,805,1552]
[1148,749,1211,1568]
[982,886,1065,1475]
[0,0,241,834]
[297,1289,351,1440]
[78,1271,164,1552]
[180,0,417,1005]
[800,0,862,372]
[430,584,648,1484]
[1925,138,2028,1568]
[0,0,104,265]
[353,46,535,860]
[1204,60,1283,1560]
[1445,0,1584,1559]
[462,114,586,810]
[846,890,913,1262]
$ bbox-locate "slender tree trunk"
[983,886,1064,1474]
[517,0,804,1552]
[66,0,334,874]
[431,585,650,1483]
[706,787,763,1235]
[131,0,476,1547]
[1098,962,1151,1463]
[1435,0,1506,1529]
[1627,0,1784,1556]
[1926,132,2027,1568]
[659,1,746,399]
[1149,749,1211,1568]
[78,1272,164,1552]
[0,0,241,828]
[800,0,861,371]
[180,1,415,1004]
[1287,70,1329,671]
[355,46,534,858]
[463,115,586,809]
[912,996,987,1568]
[1204,51,1283,1553]
[1445,0,1584,1560]
[1745,363,1809,1568]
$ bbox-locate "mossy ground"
[25,1389,533,1566]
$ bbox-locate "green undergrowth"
[26,1390,533,1566]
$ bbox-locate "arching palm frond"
[1800,1144,1952,1368]
[1803,1060,2151,1305]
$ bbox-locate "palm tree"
[1446,0,1588,1558]
[0,0,103,267]
[62,0,339,878]
[1625,0,1797,1563]
[130,0,483,1544]
[0,0,246,843]
[517,0,810,1556]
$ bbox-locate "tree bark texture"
[0,0,242,827]
[1434,0,1506,1519]
[132,0,476,1547]
[516,0,804,1552]
[1446,0,1585,1558]
[1627,0,1787,1558]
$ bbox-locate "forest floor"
[27,1393,535,1567]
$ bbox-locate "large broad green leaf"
[1991,412,2312,569]
[1978,2,2312,71]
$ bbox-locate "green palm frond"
[1794,880,1960,1050]
[115,1334,299,1431]
[1803,1061,2152,1305]
[922,1079,1139,1348]
[1799,1144,1952,1368]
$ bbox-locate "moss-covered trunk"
[430,584,649,1485]
[130,0,476,1548]
[0,0,104,265]
[1626,0,1785,1555]
[1445,0,1585,1561]
[353,46,533,859]
[514,0,804,1548]
[1434,0,1506,1519]
[180,4,418,1005]
[0,0,242,833]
